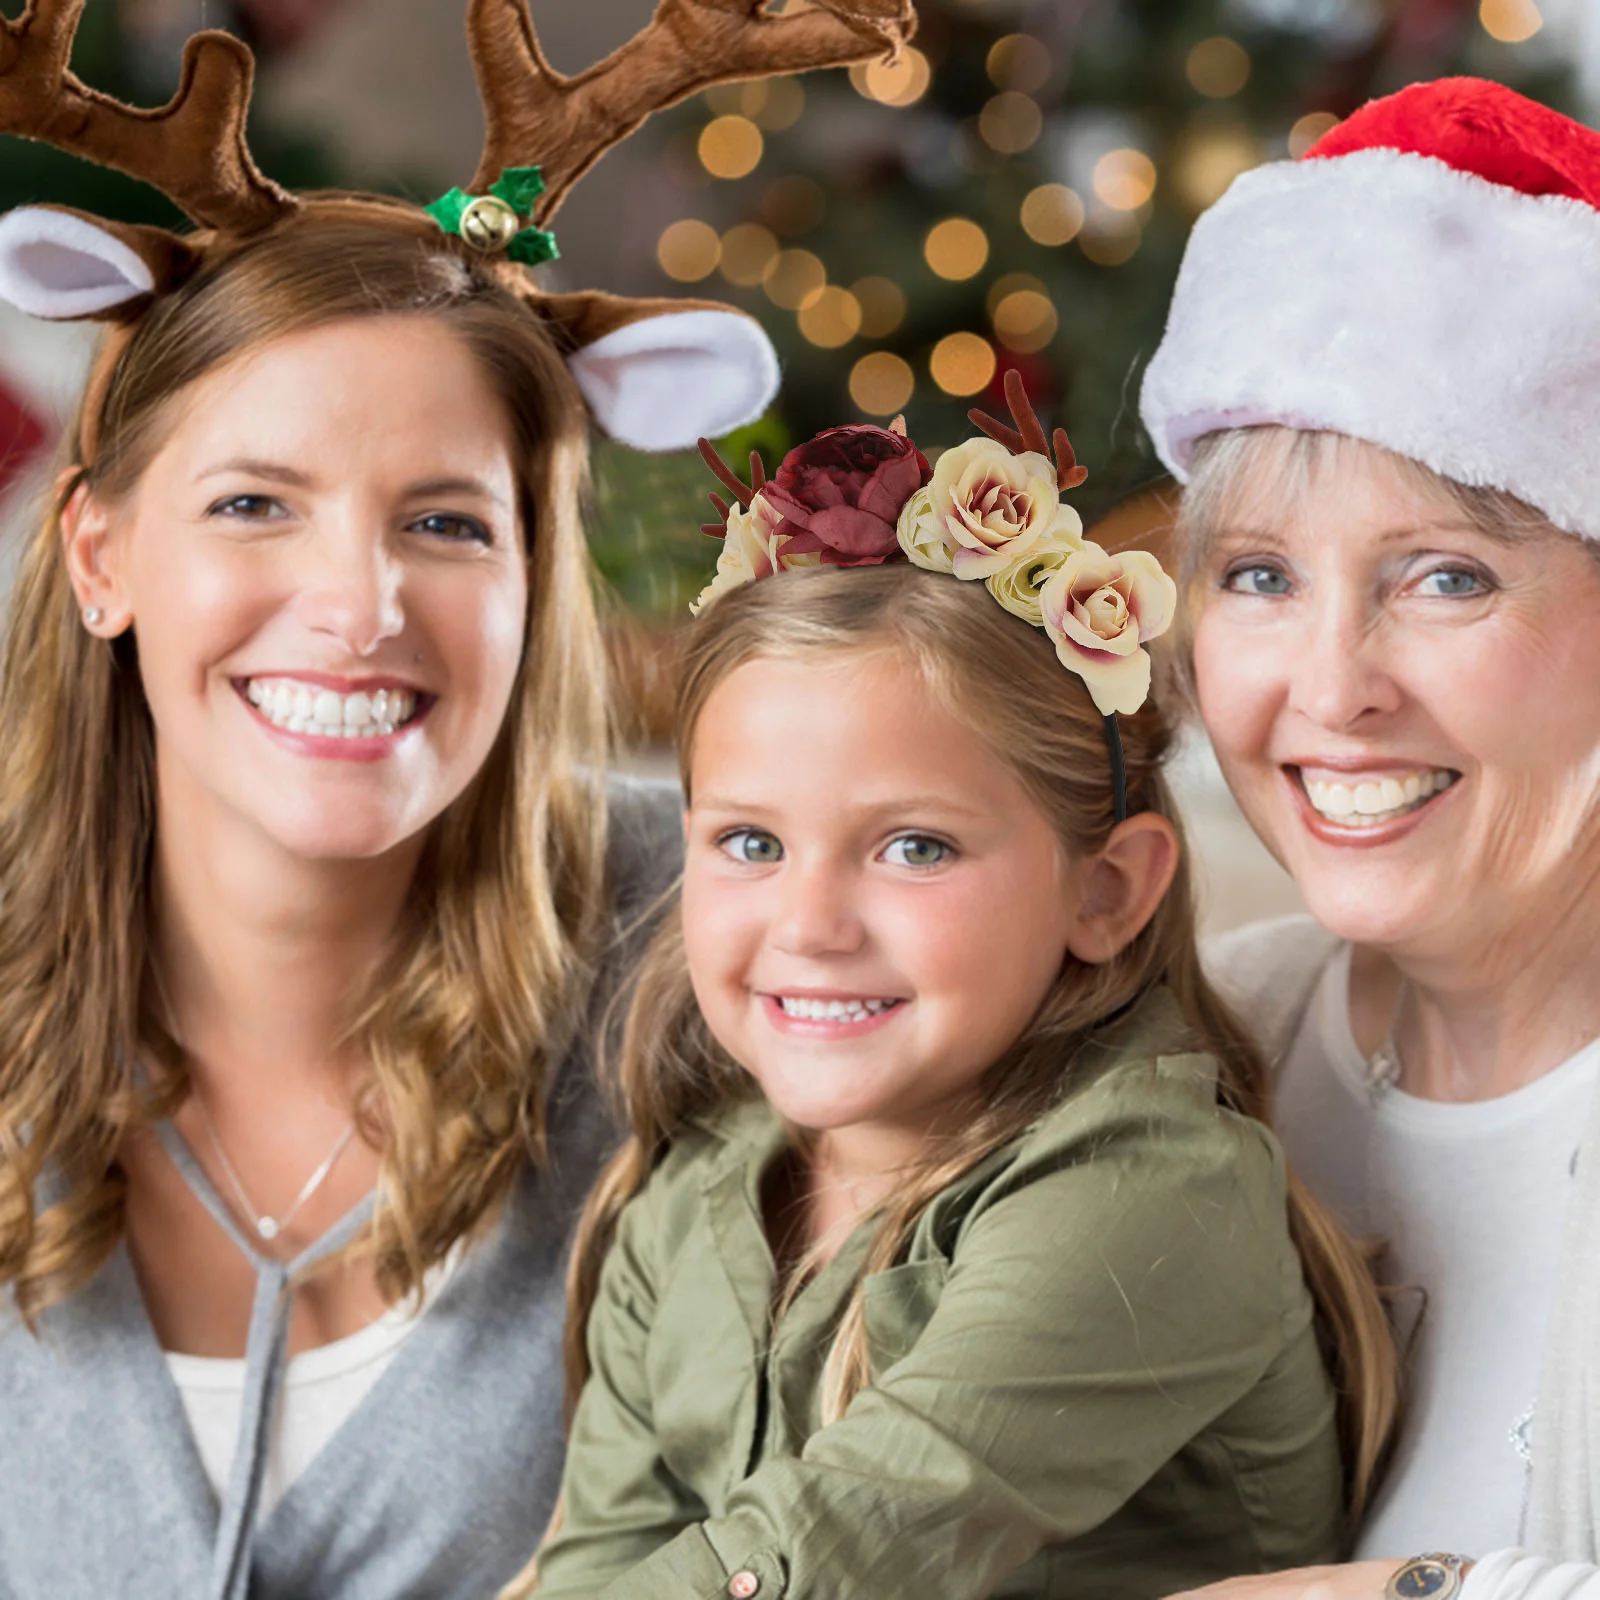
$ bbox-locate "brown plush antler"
[0,0,294,232]
[697,436,768,536]
[466,0,916,218]
[969,368,1089,492]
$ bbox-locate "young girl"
[521,382,1396,1600]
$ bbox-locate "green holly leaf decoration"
[423,187,471,233]
[507,227,560,267]
[490,166,547,215]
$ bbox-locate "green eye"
[882,834,950,868]
[719,828,783,864]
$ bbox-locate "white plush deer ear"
[0,206,197,321]
[564,308,779,452]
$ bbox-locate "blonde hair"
[0,215,610,1323]
[565,562,1399,1519]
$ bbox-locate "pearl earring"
[82,606,103,628]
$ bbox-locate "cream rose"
[895,436,1060,580]
[983,504,1087,626]
[690,492,787,616]
[1038,543,1178,716]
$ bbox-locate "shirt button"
[727,1573,761,1599]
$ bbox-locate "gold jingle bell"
[459,194,521,253]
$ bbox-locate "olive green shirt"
[537,989,1343,1600]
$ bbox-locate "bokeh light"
[754,78,806,131]
[1093,148,1157,210]
[1019,183,1085,246]
[656,218,721,282]
[1288,111,1340,158]
[979,92,1043,154]
[798,286,864,348]
[720,223,779,287]
[930,332,997,396]
[1186,37,1251,99]
[850,351,915,415]
[853,276,908,339]
[1080,214,1142,267]
[986,273,1047,316]
[986,33,1051,95]
[1174,125,1261,211]
[1479,0,1542,42]
[924,217,990,280]
[991,290,1058,354]
[699,115,764,179]
[763,248,827,310]
[849,48,932,107]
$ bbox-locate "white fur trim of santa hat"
[1140,146,1600,540]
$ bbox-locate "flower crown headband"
[693,371,1177,822]
[0,0,914,456]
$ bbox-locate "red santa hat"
[1140,77,1600,539]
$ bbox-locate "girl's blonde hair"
[565,561,1399,1520]
[0,215,610,1323]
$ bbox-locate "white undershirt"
[1210,917,1600,1598]
[166,1246,461,1519]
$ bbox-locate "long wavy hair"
[564,562,1400,1521]
[0,215,610,1324]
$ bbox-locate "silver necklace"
[194,1092,357,1243]
[1365,974,1409,1098]
[151,958,358,1244]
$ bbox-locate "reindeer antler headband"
[0,0,916,452]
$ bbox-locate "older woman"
[1140,79,1600,1600]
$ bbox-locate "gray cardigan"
[0,777,682,1600]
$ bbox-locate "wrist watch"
[1386,1554,1475,1599]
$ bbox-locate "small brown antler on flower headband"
[969,368,1089,492]
[0,0,293,232]
[697,437,769,536]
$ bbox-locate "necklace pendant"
[256,1216,280,1241]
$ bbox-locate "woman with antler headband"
[0,2,914,1597]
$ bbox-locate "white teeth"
[244,678,418,739]
[1302,769,1456,827]
[777,996,896,1022]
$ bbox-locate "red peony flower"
[762,423,932,566]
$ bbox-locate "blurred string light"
[1479,0,1542,42]
[1174,123,1262,210]
[1288,110,1340,158]
[924,217,990,280]
[1019,184,1085,246]
[761,175,825,236]
[979,91,1043,153]
[987,34,1052,94]
[850,351,915,415]
[853,276,907,338]
[704,79,805,130]
[763,248,827,310]
[720,222,778,286]
[930,333,997,396]
[1079,213,1142,267]
[849,48,932,107]
[657,218,721,281]
[1186,36,1251,98]
[798,286,864,348]
[1093,148,1157,210]
[699,115,763,179]
[991,288,1057,353]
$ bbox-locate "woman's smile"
[236,673,432,762]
